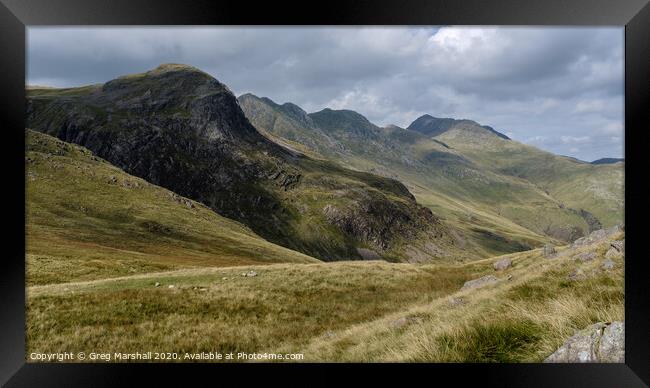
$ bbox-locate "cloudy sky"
[27,27,624,161]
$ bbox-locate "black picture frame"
[1,0,648,386]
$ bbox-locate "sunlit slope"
[26,129,318,286]
[435,125,624,228]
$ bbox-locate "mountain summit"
[408,114,510,140]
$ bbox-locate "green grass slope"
[26,129,318,286]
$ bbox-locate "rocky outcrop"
[572,225,624,248]
[544,321,624,363]
[461,275,498,291]
[322,198,443,253]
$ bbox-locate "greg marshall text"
[29,351,304,362]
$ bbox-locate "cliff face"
[27,64,454,262]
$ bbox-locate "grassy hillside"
[298,231,623,361]
[435,126,624,228]
[239,94,614,258]
[26,129,318,286]
[27,229,623,362]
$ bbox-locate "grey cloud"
[27,26,623,161]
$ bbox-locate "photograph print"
[25,26,624,363]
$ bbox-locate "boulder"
[544,321,624,363]
[461,275,498,291]
[545,322,606,362]
[241,270,257,277]
[543,244,556,258]
[493,258,512,271]
[599,321,625,362]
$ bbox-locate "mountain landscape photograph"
[25,26,624,363]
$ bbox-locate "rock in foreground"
[544,321,624,363]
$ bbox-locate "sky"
[27,27,624,161]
